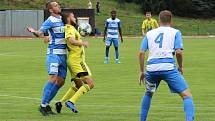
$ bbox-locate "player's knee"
[180,89,192,99]
[57,80,65,87]
[74,80,82,89]
[145,91,154,97]
[49,75,58,82]
[84,77,94,89]
[106,46,110,49]
[114,46,118,50]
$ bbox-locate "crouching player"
[55,12,94,113]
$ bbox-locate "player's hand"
[178,67,184,75]
[43,36,50,43]
[121,38,123,43]
[139,72,145,85]
[26,27,35,33]
[83,41,89,48]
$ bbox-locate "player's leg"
[66,77,94,113]
[39,54,62,115]
[66,61,94,113]
[40,54,67,115]
[180,89,194,121]
[47,55,67,103]
[140,72,161,121]
[113,38,120,63]
[164,70,194,121]
[105,38,112,64]
[55,79,80,113]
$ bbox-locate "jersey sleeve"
[174,31,184,49]
[39,19,52,33]
[65,25,75,39]
[142,21,145,29]
[140,36,148,52]
[118,20,121,28]
[105,20,109,28]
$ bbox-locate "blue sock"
[184,97,195,121]
[105,46,110,58]
[114,47,119,59]
[47,83,60,104]
[141,92,152,121]
[41,81,55,105]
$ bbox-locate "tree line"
[119,0,215,18]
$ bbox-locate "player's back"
[145,26,182,72]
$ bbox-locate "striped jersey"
[140,26,183,72]
[39,16,66,55]
[105,18,121,39]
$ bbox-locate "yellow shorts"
[67,59,92,80]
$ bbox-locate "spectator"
[96,0,100,15]
[88,0,92,9]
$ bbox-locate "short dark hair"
[145,11,151,14]
[45,0,57,10]
[159,10,172,24]
[111,10,116,14]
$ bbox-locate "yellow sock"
[69,84,90,104]
[60,86,78,103]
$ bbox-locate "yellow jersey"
[142,18,159,33]
[65,24,85,60]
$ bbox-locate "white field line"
[0,94,215,109]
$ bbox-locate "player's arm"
[27,27,44,37]
[142,21,146,36]
[174,31,184,74]
[103,20,108,42]
[139,51,145,85]
[176,49,183,74]
[27,19,52,37]
[139,36,148,85]
[68,36,89,48]
[118,22,123,43]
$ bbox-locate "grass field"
[0,37,215,121]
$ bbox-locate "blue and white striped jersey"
[40,16,66,55]
[140,26,183,72]
[105,18,121,39]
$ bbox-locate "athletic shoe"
[55,102,62,113]
[116,59,121,64]
[65,101,78,113]
[46,105,56,115]
[39,105,48,116]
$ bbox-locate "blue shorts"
[105,38,119,47]
[145,69,188,94]
[46,54,67,79]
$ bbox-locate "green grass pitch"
[0,37,215,121]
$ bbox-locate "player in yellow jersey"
[142,11,159,36]
[55,12,94,113]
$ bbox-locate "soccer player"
[139,10,195,121]
[27,1,66,116]
[103,10,123,64]
[141,11,159,36]
[55,12,94,113]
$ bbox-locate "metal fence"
[121,19,215,36]
[0,10,43,36]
